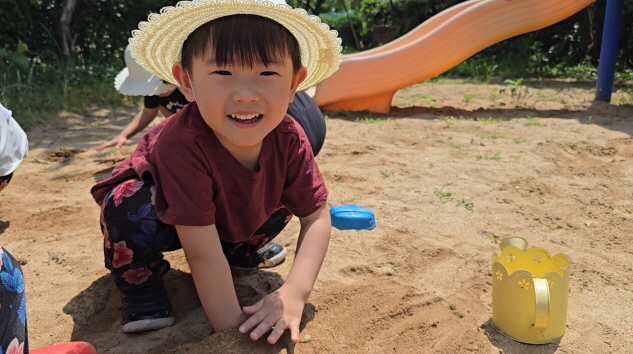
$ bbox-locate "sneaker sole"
[121,317,175,333]
[260,247,288,268]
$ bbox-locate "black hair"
[181,15,301,75]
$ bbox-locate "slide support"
[595,0,624,102]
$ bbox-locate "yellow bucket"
[492,237,570,344]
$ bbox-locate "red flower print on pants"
[284,214,294,223]
[123,267,152,285]
[0,179,8,193]
[111,179,144,207]
[112,241,133,268]
[103,228,111,249]
[6,338,24,354]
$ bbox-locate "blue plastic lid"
[330,205,376,230]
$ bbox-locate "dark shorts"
[287,91,326,157]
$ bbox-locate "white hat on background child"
[114,44,176,96]
[128,0,342,91]
[0,103,28,177]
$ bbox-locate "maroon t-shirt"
[91,102,328,243]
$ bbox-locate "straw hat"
[114,44,177,96]
[129,0,342,91]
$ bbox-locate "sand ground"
[1,79,633,353]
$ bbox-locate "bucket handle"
[530,277,550,332]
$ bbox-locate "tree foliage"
[1,0,632,79]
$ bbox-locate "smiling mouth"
[228,113,264,123]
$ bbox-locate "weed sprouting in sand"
[435,189,454,204]
[440,116,455,128]
[435,189,474,212]
[456,197,474,212]
[499,78,531,106]
[463,94,476,103]
[476,152,501,160]
[481,134,500,141]
[524,118,545,127]
[477,117,505,123]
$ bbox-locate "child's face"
[173,47,306,154]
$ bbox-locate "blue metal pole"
[595,0,624,102]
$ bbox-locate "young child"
[0,103,29,353]
[90,0,341,344]
[96,44,189,152]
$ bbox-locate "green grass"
[417,95,435,105]
[524,118,545,127]
[359,117,391,124]
[463,94,477,103]
[481,134,500,140]
[476,152,502,160]
[1,56,130,129]
[477,117,506,123]
[435,189,454,204]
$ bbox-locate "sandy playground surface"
[1,79,633,353]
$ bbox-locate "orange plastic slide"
[311,0,595,113]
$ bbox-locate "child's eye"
[261,71,278,76]
[213,70,231,75]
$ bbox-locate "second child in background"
[96,45,188,152]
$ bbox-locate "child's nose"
[232,84,260,103]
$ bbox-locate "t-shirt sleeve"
[280,130,328,218]
[144,95,161,109]
[153,134,216,226]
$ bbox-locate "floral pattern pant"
[0,248,28,354]
[100,179,293,292]
[0,173,13,193]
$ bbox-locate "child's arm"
[239,203,331,344]
[95,107,159,151]
[176,224,246,331]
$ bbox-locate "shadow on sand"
[480,319,561,354]
[326,100,633,137]
[63,268,316,354]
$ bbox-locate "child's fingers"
[289,322,300,343]
[249,315,278,341]
[242,299,264,315]
[239,308,266,334]
[266,321,288,344]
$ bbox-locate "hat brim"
[114,67,176,96]
[129,0,342,91]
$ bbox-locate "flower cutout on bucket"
[518,279,529,289]
[496,270,503,281]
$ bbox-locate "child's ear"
[289,67,307,102]
[172,63,196,102]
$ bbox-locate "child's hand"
[239,285,305,344]
[96,135,127,151]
